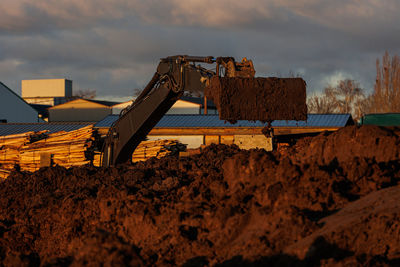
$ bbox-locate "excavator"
[101,55,307,167]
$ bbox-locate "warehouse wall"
[24,97,68,106]
[200,108,218,114]
[49,108,111,122]
[205,134,272,150]
[0,82,39,123]
[233,135,272,150]
[112,100,134,115]
[22,79,72,98]
[166,101,200,114]
[112,100,201,115]
[147,135,204,149]
[49,99,111,122]
[148,134,272,150]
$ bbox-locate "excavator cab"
[216,57,255,78]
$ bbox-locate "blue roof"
[0,123,93,136]
[95,114,353,128]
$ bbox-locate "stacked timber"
[132,140,186,162]
[92,139,187,166]
[0,131,36,179]
[0,126,96,179]
[93,152,102,167]
[19,125,95,172]
[0,128,185,179]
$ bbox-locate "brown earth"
[1,125,400,266]
[205,77,307,123]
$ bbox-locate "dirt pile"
[289,125,400,165]
[0,125,400,266]
[285,185,400,261]
[205,77,307,123]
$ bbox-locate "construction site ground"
[0,125,400,266]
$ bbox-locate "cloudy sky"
[1,0,400,101]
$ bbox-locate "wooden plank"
[40,153,52,168]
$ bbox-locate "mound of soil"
[205,77,307,123]
[0,125,400,266]
[285,185,400,261]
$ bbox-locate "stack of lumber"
[0,128,186,179]
[132,140,186,162]
[0,126,96,179]
[93,152,102,167]
[0,169,11,180]
[0,131,35,179]
[19,125,95,172]
[93,139,187,166]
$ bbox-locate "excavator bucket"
[204,76,307,123]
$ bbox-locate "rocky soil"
[0,125,400,266]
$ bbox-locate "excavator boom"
[101,55,307,167]
[102,56,216,166]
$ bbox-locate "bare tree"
[330,79,365,115]
[354,94,374,118]
[307,79,366,121]
[73,89,96,99]
[369,51,400,113]
[307,90,336,113]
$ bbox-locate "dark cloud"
[0,0,399,98]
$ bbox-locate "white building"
[48,99,119,122]
[111,96,217,115]
[22,79,72,106]
[0,82,41,123]
[169,96,217,115]
[167,97,204,114]
[112,100,135,115]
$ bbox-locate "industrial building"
[22,79,72,106]
[95,114,354,149]
[1,77,354,151]
[167,96,217,115]
[0,113,353,151]
[112,96,217,115]
[49,96,217,122]
[48,98,119,122]
[0,82,41,123]
[112,100,135,115]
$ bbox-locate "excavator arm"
[102,56,225,166]
[101,55,307,167]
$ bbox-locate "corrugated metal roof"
[95,114,353,128]
[89,99,121,107]
[48,98,121,110]
[95,115,120,128]
[0,122,93,136]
